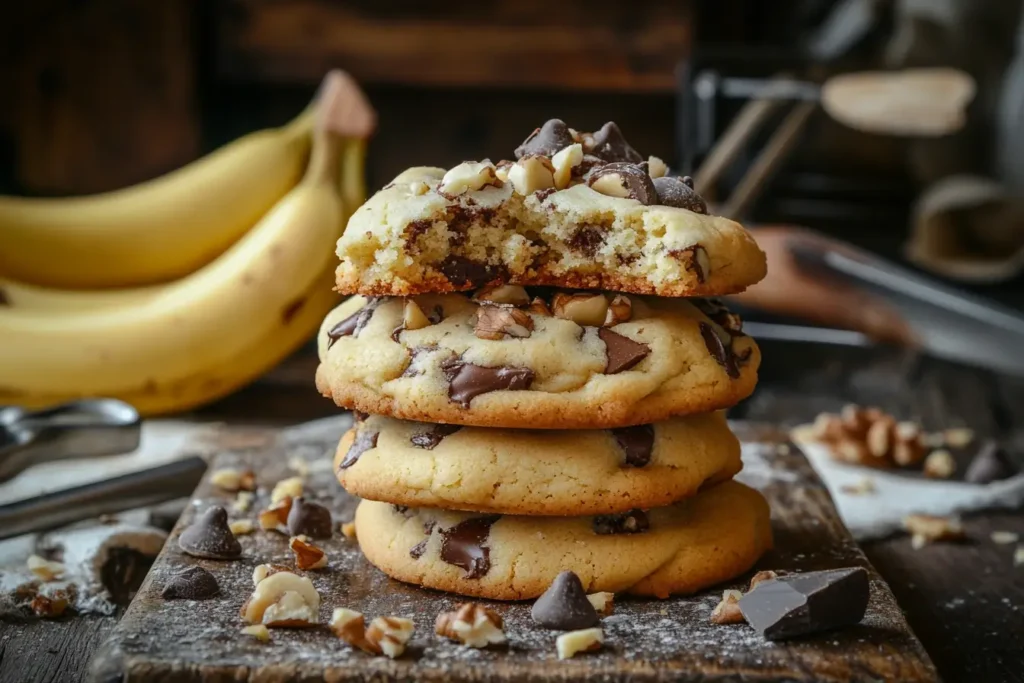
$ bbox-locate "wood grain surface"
[88,417,936,683]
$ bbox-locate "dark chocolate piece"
[410,521,437,559]
[597,328,650,374]
[411,424,463,450]
[327,298,383,347]
[587,162,656,205]
[439,256,506,287]
[964,441,1018,483]
[531,570,600,630]
[392,504,412,516]
[286,497,333,538]
[738,567,869,641]
[671,244,708,283]
[567,225,606,257]
[515,119,575,159]
[177,506,241,560]
[693,298,744,336]
[612,425,656,467]
[439,516,500,579]
[592,509,649,535]
[161,566,219,600]
[339,426,379,469]
[700,322,739,379]
[441,359,535,407]
[653,175,708,214]
[586,122,643,163]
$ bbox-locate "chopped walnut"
[806,406,926,468]
[556,627,603,659]
[210,468,256,492]
[586,592,615,616]
[603,295,632,327]
[27,555,65,582]
[748,570,779,590]
[258,497,293,533]
[551,292,608,327]
[473,284,530,307]
[240,571,319,627]
[903,514,965,548]
[252,563,291,586]
[440,161,503,195]
[551,143,583,189]
[341,521,357,540]
[435,603,506,648]
[474,305,534,340]
[528,297,551,316]
[366,616,415,658]
[710,589,745,625]
[508,155,555,196]
[289,535,328,570]
[30,593,70,618]
[229,519,255,535]
[923,449,956,479]
[242,624,270,641]
[271,477,303,504]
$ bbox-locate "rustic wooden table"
[2,340,1022,683]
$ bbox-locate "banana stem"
[305,130,345,187]
[339,138,367,218]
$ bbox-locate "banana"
[0,120,354,414]
[0,108,314,289]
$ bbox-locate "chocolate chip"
[652,175,708,214]
[439,515,500,578]
[738,567,869,641]
[177,506,241,560]
[671,244,709,283]
[441,359,535,407]
[411,424,462,450]
[534,187,556,202]
[587,162,656,205]
[597,328,650,374]
[612,425,655,467]
[439,256,506,287]
[964,441,1018,483]
[392,504,412,517]
[286,497,333,538]
[515,119,575,159]
[531,570,600,630]
[327,298,383,347]
[410,521,436,559]
[700,322,739,379]
[161,566,219,600]
[693,299,744,336]
[339,426,379,469]
[586,122,643,163]
[567,225,606,257]
[592,509,649,535]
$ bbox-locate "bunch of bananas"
[0,71,373,416]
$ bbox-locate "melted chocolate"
[515,119,575,159]
[441,358,535,407]
[410,521,436,559]
[597,328,650,374]
[567,225,606,257]
[592,509,649,535]
[439,515,500,579]
[339,426,379,469]
[327,298,383,347]
[700,322,739,379]
[410,424,463,450]
[588,162,656,205]
[586,122,643,163]
[652,175,708,214]
[611,424,656,467]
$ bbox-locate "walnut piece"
[474,284,530,307]
[409,180,430,196]
[241,624,270,641]
[710,589,745,625]
[341,521,357,540]
[556,627,603,659]
[331,608,376,653]
[366,616,415,658]
[289,535,328,570]
[923,449,956,479]
[440,161,503,195]
[748,570,779,590]
[241,571,319,627]
[271,477,303,504]
[229,519,255,535]
[210,468,256,492]
[528,297,551,316]
[474,305,534,340]
[551,292,608,327]
[586,591,615,616]
[258,497,293,533]
[27,555,65,582]
[402,300,431,331]
[647,156,668,178]
[808,406,927,468]
[232,491,255,513]
[30,593,70,618]
[551,143,583,189]
[435,603,506,648]
[903,514,965,549]
[603,295,632,326]
[508,155,555,196]
[252,563,290,586]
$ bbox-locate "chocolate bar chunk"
[738,567,868,641]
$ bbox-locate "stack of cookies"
[317,119,772,600]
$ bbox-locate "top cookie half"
[336,120,766,298]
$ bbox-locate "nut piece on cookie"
[528,297,552,316]
[587,592,615,616]
[289,535,329,570]
[647,156,668,179]
[556,627,604,659]
[552,293,608,327]
[552,143,584,189]
[402,300,431,331]
[509,155,555,196]
[710,589,745,624]
[436,603,506,648]
[603,295,632,327]
[473,284,530,307]
[241,570,319,627]
[587,162,656,205]
[439,161,503,196]
[474,305,534,340]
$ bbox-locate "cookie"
[334,412,742,515]
[354,480,772,600]
[315,292,759,429]
[333,120,766,299]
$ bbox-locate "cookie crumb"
[923,450,956,479]
[903,514,965,548]
[990,531,1019,545]
[242,624,270,642]
[341,521,357,540]
[840,477,876,495]
[556,627,603,659]
[229,519,255,535]
[710,589,745,624]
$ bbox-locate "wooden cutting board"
[89,419,938,682]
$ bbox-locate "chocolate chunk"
[652,175,708,214]
[592,509,649,535]
[586,122,643,163]
[700,322,739,379]
[738,567,869,641]
[587,162,657,205]
[597,328,650,374]
[439,256,506,287]
[392,504,412,517]
[672,244,708,283]
[411,424,462,450]
[515,119,575,159]
[440,515,500,579]
[286,497,333,538]
[693,298,744,336]
[567,225,606,257]
[339,426,379,469]
[327,298,383,347]
[612,425,655,467]
[534,187,557,202]
[161,566,219,600]
[410,521,436,559]
[964,441,1018,483]
[441,359,535,407]
[531,570,600,630]
[177,506,241,560]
